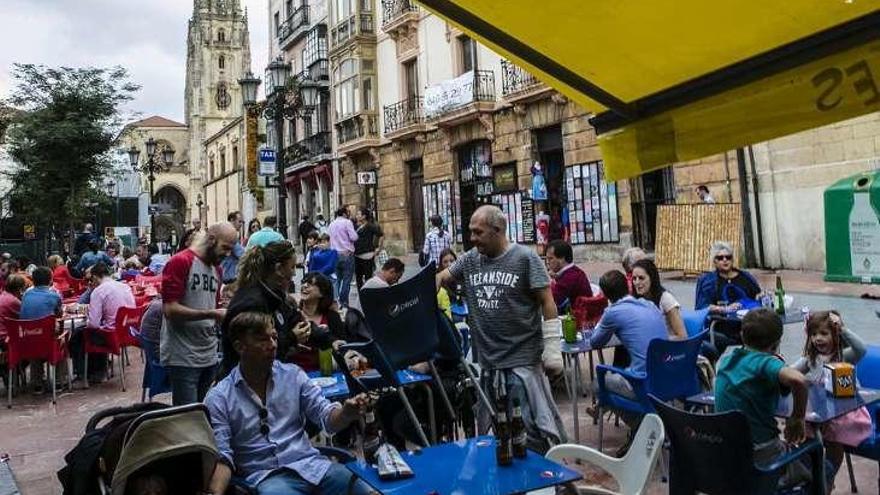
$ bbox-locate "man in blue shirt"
[204,311,373,495]
[20,266,62,320]
[589,270,668,436]
[246,216,285,249]
[20,266,62,393]
[221,211,246,284]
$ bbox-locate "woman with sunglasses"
[296,272,347,372]
[695,241,761,314]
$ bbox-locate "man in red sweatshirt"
[546,239,592,307]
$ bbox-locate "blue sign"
[259,148,276,176]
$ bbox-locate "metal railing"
[277,4,310,47]
[500,59,541,96]
[336,114,378,145]
[286,131,331,163]
[383,96,424,134]
[381,0,417,27]
[332,13,374,46]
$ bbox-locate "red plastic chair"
[134,274,163,289]
[83,305,146,391]
[572,293,609,329]
[5,316,68,407]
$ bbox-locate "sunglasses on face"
[714,255,733,261]
[259,407,269,436]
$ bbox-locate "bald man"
[437,205,566,452]
[161,222,236,405]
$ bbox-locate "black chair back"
[358,264,440,369]
[650,396,765,494]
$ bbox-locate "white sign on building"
[424,71,474,118]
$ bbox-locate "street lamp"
[129,138,174,244]
[107,180,117,228]
[239,61,318,239]
[196,193,204,225]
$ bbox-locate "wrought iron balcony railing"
[331,13,375,47]
[383,96,424,134]
[500,59,542,96]
[381,0,418,27]
[277,4,310,48]
[336,113,378,145]
[286,131,331,164]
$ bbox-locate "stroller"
[58,402,219,495]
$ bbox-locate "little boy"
[307,233,339,297]
[715,308,811,488]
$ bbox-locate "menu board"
[490,191,535,244]
[565,161,620,244]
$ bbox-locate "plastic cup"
[562,316,577,344]
[319,348,333,377]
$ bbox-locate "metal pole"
[275,96,288,239]
[149,159,156,245]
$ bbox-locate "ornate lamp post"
[128,137,174,244]
[107,179,117,228]
[196,193,205,225]
[239,60,320,239]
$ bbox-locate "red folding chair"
[5,316,69,407]
[83,305,146,391]
[572,293,609,330]
[134,274,163,289]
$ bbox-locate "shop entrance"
[533,125,565,245]
[408,159,425,252]
[630,166,675,251]
[457,140,492,251]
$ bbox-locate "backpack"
[720,283,761,311]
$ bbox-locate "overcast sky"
[0,0,269,124]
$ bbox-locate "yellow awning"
[415,0,880,180]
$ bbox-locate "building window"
[232,146,239,170]
[218,29,226,42]
[362,77,373,111]
[403,59,418,99]
[286,0,294,17]
[220,148,227,175]
[458,35,476,75]
[303,25,328,69]
[219,55,225,70]
[209,158,216,180]
[335,58,359,119]
[274,12,281,34]
[336,0,353,20]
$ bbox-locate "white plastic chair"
[531,414,665,495]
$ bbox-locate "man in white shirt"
[361,258,405,289]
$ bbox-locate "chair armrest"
[318,445,356,463]
[754,438,822,474]
[546,443,624,483]
[596,364,647,400]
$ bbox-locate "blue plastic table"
[688,385,880,423]
[346,436,582,494]
[560,332,620,443]
[307,370,433,401]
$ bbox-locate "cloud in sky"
[0,0,270,123]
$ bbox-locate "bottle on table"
[363,406,384,465]
[494,372,512,466]
[510,398,527,459]
[775,275,786,315]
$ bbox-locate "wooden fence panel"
[655,204,742,273]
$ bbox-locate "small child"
[793,311,869,475]
[307,234,339,298]
[715,308,811,489]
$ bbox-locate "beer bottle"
[494,373,512,466]
[775,275,786,315]
[362,407,384,464]
[510,398,527,458]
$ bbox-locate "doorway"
[408,159,425,252]
[535,125,565,241]
[630,166,676,251]
[457,140,492,251]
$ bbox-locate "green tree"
[2,64,139,237]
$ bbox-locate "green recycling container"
[825,171,880,284]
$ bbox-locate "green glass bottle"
[774,275,786,315]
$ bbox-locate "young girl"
[793,311,869,474]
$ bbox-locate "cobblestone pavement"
[1,258,878,493]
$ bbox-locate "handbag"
[722,283,761,310]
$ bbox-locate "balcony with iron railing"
[425,70,496,126]
[382,0,418,34]
[331,12,375,50]
[277,4,310,49]
[294,59,330,85]
[285,131,332,169]
[335,111,380,153]
[383,96,426,139]
[500,59,551,102]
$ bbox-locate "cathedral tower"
[184,0,251,207]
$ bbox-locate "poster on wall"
[490,191,535,244]
[564,161,620,244]
[422,181,456,242]
[850,191,880,278]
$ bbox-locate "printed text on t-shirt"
[190,273,219,292]
[469,271,520,310]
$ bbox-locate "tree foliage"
[3,64,140,231]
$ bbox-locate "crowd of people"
[0,199,870,494]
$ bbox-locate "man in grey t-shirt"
[438,205,566,449]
